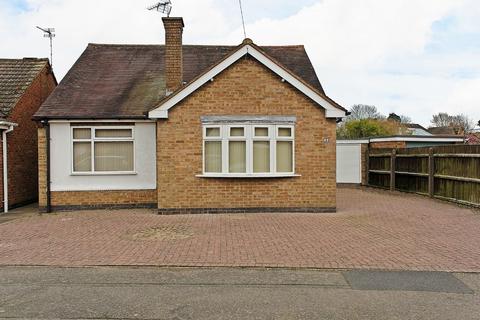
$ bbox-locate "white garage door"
[336,143,362,184]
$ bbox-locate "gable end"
[148,43,346,119]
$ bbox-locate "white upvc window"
[202,123,295,177]
[71,126,135,175]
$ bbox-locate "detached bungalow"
[34,18,347,214]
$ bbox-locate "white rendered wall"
[50,122,157,191]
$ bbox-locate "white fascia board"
[0,121,18,128]
[149,45,347,119]
[370,137,464,143]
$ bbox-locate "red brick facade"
[2,64,56,211]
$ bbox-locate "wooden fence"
[367,145,480,207]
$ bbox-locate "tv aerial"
[36,26,55,68]
[148,0,173,16]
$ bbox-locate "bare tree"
[347,105,384,121]
[431,112,475,134]
[452,114,475,134]
[431,113,452,127]
[400,115,412,123]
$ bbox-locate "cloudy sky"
[1,0,479,127]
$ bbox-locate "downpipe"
[3,125,15,213]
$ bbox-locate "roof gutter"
[32,115,150,121]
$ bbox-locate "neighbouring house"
[336,135,465,185]
[33,17,347,213]
[466,133,480,145]
[0,58,57,212]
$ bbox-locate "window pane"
[229,141,246,173]
[94,142,134,172]
[253,141,270,173]
[73,142,92,172]
[277,141,293,172]
[73,128,91,139]
[95,129,132,138]
[205,141,222,173]
[206,128,220,137]
[230,127,245,137]
[278,128,292,137]
[255,127,269,137]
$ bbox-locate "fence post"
[390,149,396,191]
[428,148,435,197]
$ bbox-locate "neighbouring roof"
[34,43,328,120]
[404,123,432,136]
[0,58,50,117]
[428,126,458,135]
[405,123,428,131]
[466,133,480,144]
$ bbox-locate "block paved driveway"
[0,188,479,272]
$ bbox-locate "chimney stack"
[162,17,184,95]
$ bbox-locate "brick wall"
[0,138,3,208]
[361,143,368,185]
[50,190,157,211]
[370,141,407,149]
[3,64,56,210]
[38,127,48,209]
[157,57,337,213]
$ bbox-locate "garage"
[336,140,368,184]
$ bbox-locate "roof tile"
[0,58,49,117]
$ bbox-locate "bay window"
[201,116,296,177]
[72,126,135,174]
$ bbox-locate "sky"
[0,0,479,127]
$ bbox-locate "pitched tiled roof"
[428,126,458,135]
[406,123,428,131]
[0,58,50,117]
[34,44,326,119]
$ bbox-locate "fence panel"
[367,144,480,207]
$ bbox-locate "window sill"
[196,173,301,179]
[71,172,138,176]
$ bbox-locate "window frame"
[71,126,136,175]
[201,123,296,178]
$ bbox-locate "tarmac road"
[0,266,479,320]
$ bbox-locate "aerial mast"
[36,26,55,68]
